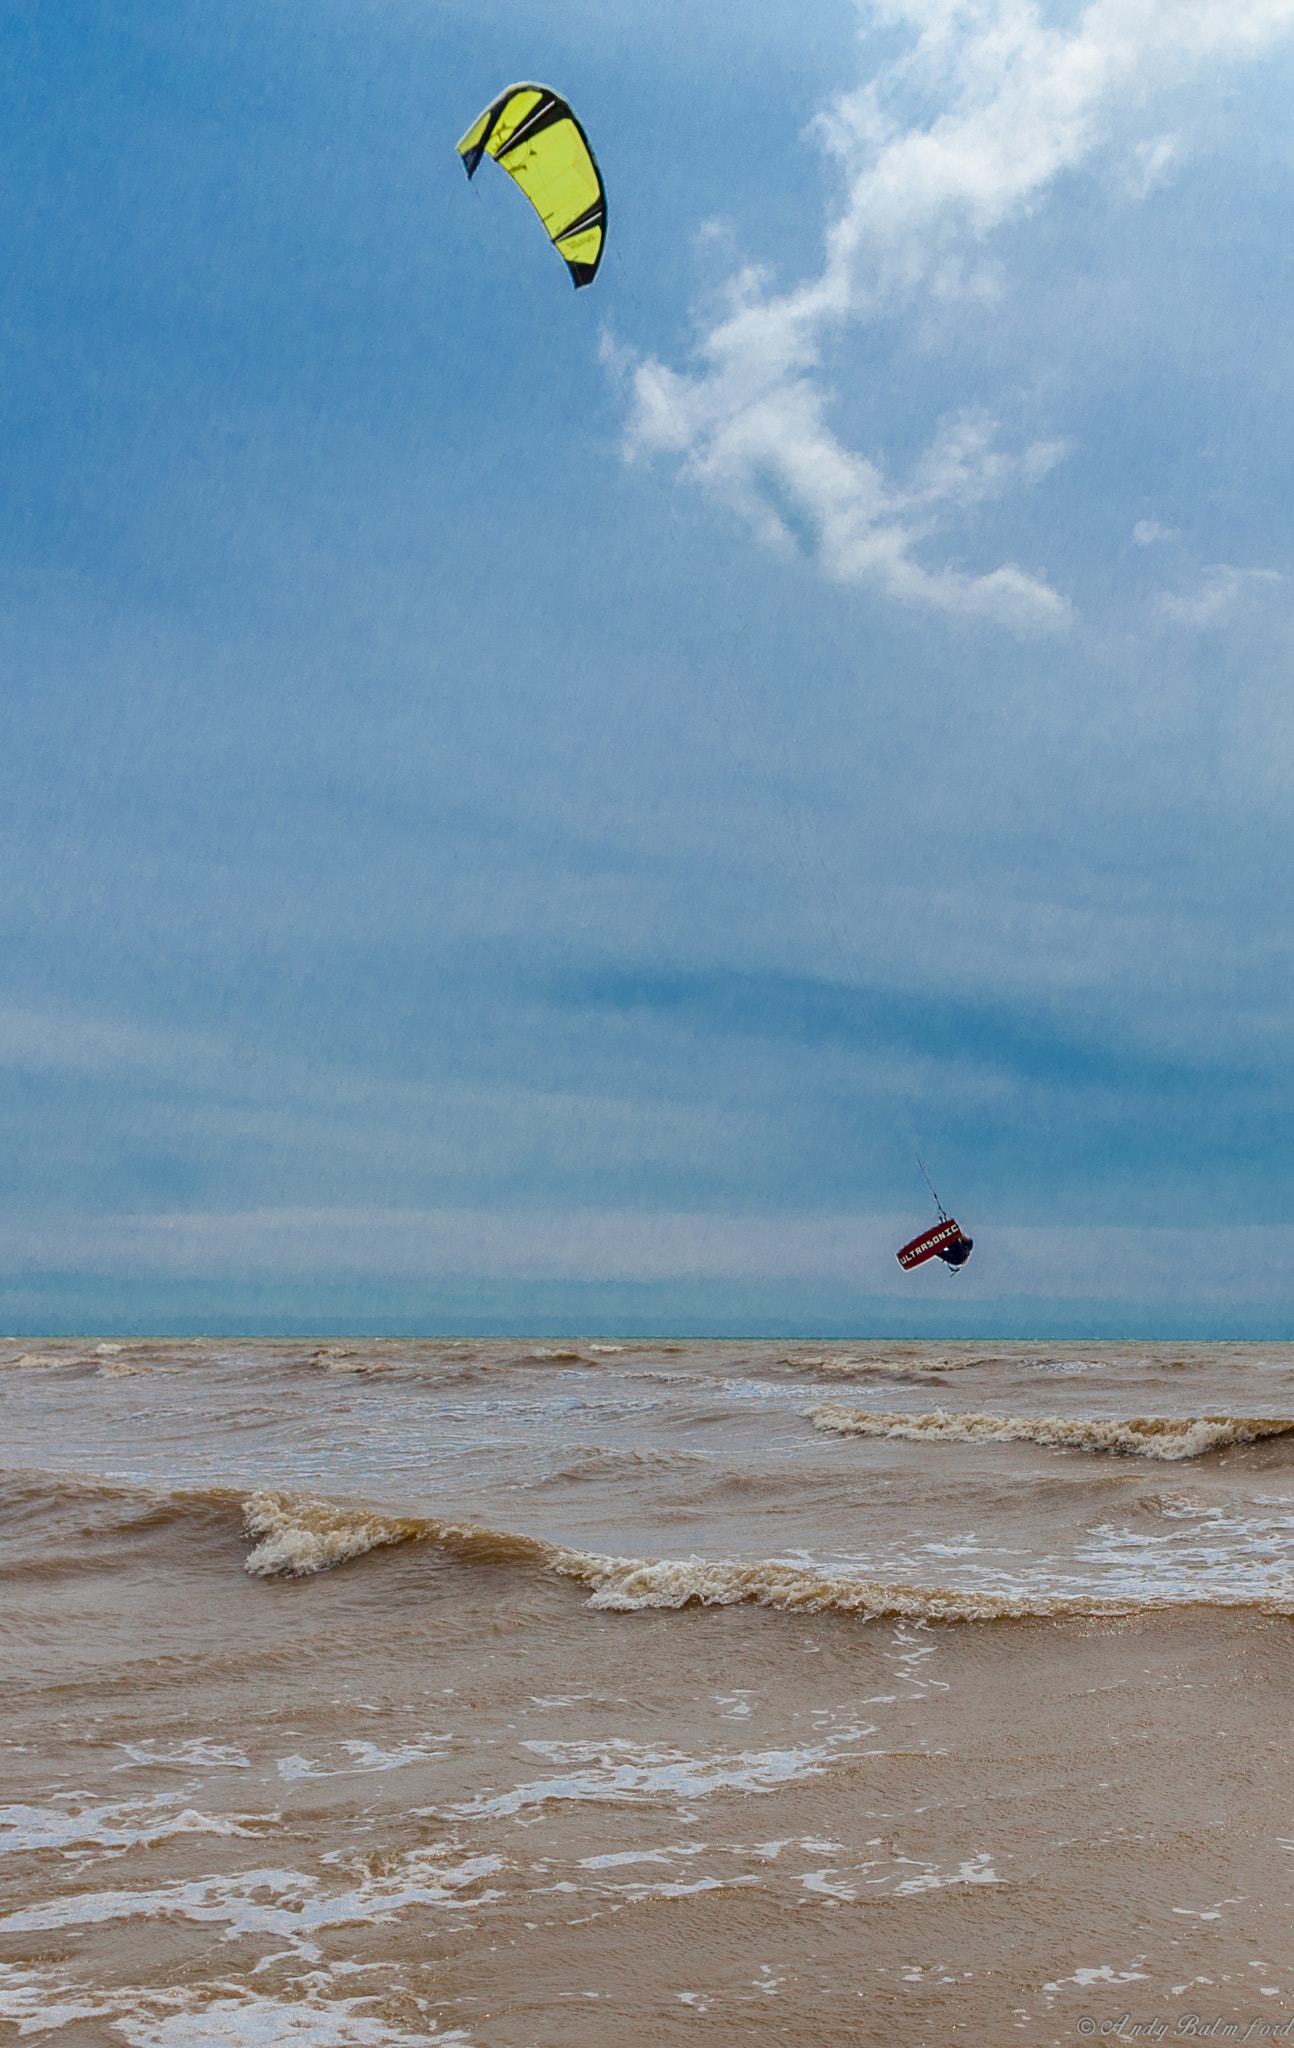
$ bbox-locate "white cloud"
[1126,132,1181,197]
[620,0,1294,625]
[625,341,1071,628]
[0,1003,223,1079]
[911,412,1067,509]
[1157,563,1284,626]
[1132,519,1179,546]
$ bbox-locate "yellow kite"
[457,84,606,289]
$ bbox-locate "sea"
[5,1336,1294,2045]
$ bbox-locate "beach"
[4,1337,1294,2044]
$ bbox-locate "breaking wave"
[235,1488,1294,1622]
[238,1490,1115,1617]
[240,1491,543,1580]
[305,1347,404,1376]
[13,1468,1294,1627]
[808,1404,1294,1461]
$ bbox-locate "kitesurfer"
[934,1229,973,1268]
[897,1160,973,1272]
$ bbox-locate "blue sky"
[5,0,1294,1334]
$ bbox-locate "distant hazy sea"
[5,1336,1294,2043]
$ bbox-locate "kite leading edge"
[457,84,607,288]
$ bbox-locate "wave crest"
[808,1404,1294,1461]
[240,1491,558,1580]
[0,1477,1200,1621]
[556,1552,1139,1622]
[241,1492,432,1577]
[237,1495,1123,1617]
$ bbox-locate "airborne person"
[896,1160,973,1273]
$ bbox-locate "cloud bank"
[7,1207,1294,1304]
[620,0,1294,626]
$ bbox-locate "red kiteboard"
[897,1219,972,1270]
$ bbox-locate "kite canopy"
[457,84,607,289]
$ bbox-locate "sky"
[4,0,1294,1334]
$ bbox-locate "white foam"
[450,1726,873,1819]
[578,1844,706,1870]
[1043,1965,1152,1997]
[115,1994,473,2047]
[598,1873,758,1902]
[891,1852,1000,1896]
[796,1849,1000,1902]
[718,1377,822,1403]
[115,1740,251,1771]
[1074,1509,1294,1603]
[0,1845,506,1957]
[276,1740,444,1782]
[0,1798,269,1858]
[0,1964,473,2047]
[0,1959,110,2034]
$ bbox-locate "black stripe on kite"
[555,197,606,243]
[495,95,568,158]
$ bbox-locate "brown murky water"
[5,1338,1294,2044]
